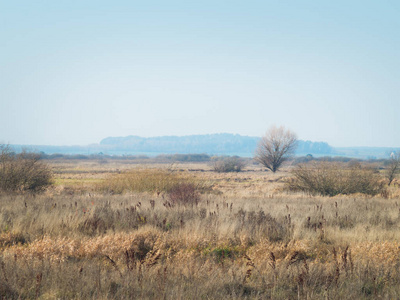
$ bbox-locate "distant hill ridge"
[100,133,333,156]
[10,134,397,158]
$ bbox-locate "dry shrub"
[211,156,245,173]
[0,145,53,194]
[287,161,385,196]
[167,183,200,206]
[97,169,208,194]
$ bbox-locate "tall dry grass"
[96,169,212,195]
[0,162,399,298]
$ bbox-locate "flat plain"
[1,158,400,299]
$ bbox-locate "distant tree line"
[154,154,211,162]
[38,152,150,160]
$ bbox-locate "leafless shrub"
[0,145,53,194]
[287,161,385,196]
[211,156,246,173]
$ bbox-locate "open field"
[1,159,400,299]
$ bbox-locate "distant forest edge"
[8,134,398,159]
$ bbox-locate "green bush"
[0,145,53,193]
[287,161,385,196]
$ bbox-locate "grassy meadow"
[1,158,400,299]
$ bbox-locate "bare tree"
[386,151,400,186]
[255,126,297,172]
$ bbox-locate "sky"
[1,0,399,147]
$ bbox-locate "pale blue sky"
[1,0,399,147]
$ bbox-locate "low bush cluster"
[155,153,211,162]
[286,161,385,196]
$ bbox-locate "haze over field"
[1,1,399,148]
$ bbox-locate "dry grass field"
[1,159,400,299]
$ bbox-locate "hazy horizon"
[1,1,399,148]
[4,132,399,150]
